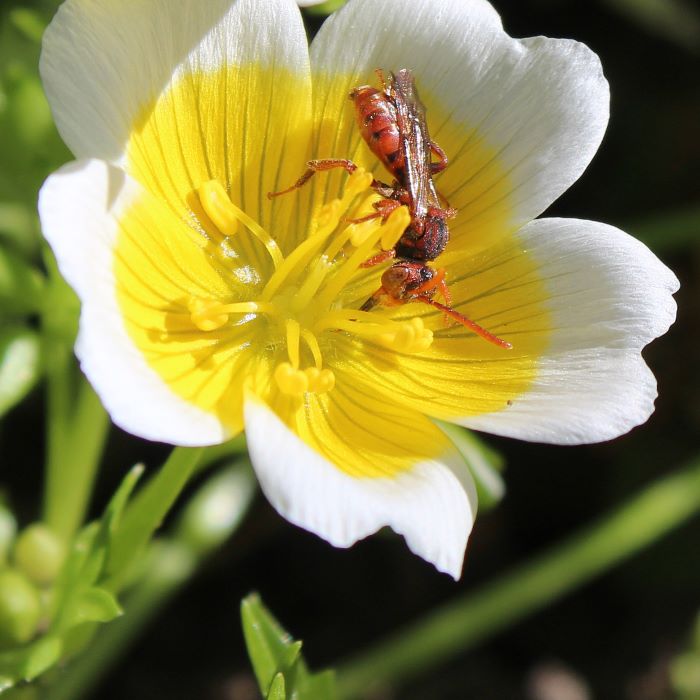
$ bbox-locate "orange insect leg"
[268,159,358,199]
[360,249,396,268]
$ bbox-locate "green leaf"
[51,465,143,632]
[241,594,299,693]
[267,673,286,700]
[627,205,700,253]
[175,462,256,555]
[0,247,44,315]
[69,588,123,626]
[0,327,40,419]
[0,202,37,257]
[296,669,338,699]
[8,9,46,44]
[438,422,506,510]
[603,0,700,52]
[105,447,204,589]
[305,0,348,16]
[241,594,338,700]
[0,636,62,686]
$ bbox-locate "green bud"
[0,505,17,564]
[176,464,256,555]
[13,524,65,587]
[671,652,700,695]
[0,569,41,648]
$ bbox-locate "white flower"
[38,0,678,578]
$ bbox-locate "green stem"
[44,375,109,541]
[43,348,71,525]
[46,464,256,700]
[48,541,199,700]
[105,446,204,590]
[337,458,700,698]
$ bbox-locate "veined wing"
[389,69,433,224]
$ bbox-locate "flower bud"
[13,523,65,586]
[0,569,41,647]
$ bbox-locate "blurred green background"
[0,0,699,698]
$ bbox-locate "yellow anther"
[275,362,309,396]
[316,199,343,233]
[198,180,238,236]
[378,317,433,353]
[304,366,321,385]
[380,205,411,251]
[348,218,380,247]
[304,367,336,393]
[198,180,283,269]
[286,319,301,369]
[344,168,373,198]
[189,298,229,331]
[316,368,336,392]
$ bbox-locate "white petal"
[460,218,679,444]
[244,393,478,578]
[310,0,608,234]
[39,159,228,445]
[40,0,308,162]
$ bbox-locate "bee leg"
[360,290,381,312]
[429,141,449,174]
[360,248,396,269]
[345,211,383,225]
[267,159,358,198]
[374,67,388,91]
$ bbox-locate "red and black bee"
[268,69,511,350]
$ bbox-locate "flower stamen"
[314,204,410,310]
[315,311,433,353]
[301,328,323,369]
[199,180,283,269]
[286,318,301,369]
[188,298,272,331]
[274,362,335,396]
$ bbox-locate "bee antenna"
[420,298,512,350]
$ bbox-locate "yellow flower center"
[192,169,428,397]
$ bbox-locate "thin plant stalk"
[337,458,700,698]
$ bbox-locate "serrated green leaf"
[0,247,44,315]
[242,595,338,700]
[267,672,286,700]
[0,327,40,418]
[69,587,123,626]
[438,422,506,510]
[241,595,299,692]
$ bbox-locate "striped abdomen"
[349,86,405,182]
